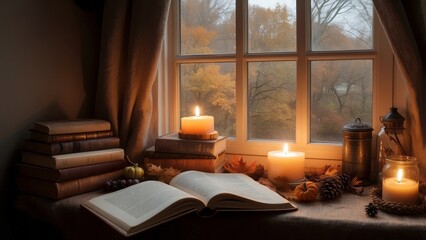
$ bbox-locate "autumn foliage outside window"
[177,0,374,144]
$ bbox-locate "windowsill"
[14,186,426,240]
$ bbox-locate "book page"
[82,180,204,235]
[170,171,296,210]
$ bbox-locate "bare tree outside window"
[178,0,374,143]
[311,0,373,51]
[310,60,373,142]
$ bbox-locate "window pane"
[180,63,236,137]
[310,60,373,142]
[248,61,296,140]
[311,0,373,51]
[248,0,296,53]
[180,0,236,55]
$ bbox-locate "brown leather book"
[144,145,218,159]
[33,119,111,135]
[21,148,125,169]
[30,130,114,143]
[16,160,125,182]
[155,133,227,156]
[23,137,120,155]
[16,170,123,200]
[144,151,226,173]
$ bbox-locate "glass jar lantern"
[381,156,419,204]
[375,107,407,182]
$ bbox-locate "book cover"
[144,151,226,173]
[33,119,111,135]
[16,160,126,182]
[23,137,120,155]
[17,170,123,200]
[81,171,297,236]
[30,130,114,143]
[155,133,226,156]
[21,148,125,169]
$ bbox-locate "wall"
[0,0,101,236]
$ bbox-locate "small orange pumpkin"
[294,181,318,202]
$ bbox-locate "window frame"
[161,0,394,162]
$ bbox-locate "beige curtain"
[95,0,171,162]
[373,0,426,181]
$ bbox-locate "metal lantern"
[342,118,373,181]
[371,107,407,184]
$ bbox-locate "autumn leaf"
[306,164,341,181]
[248,164,265,181]
[258,177,277,192]
[145,163,181,184]
[349,176,364,195]
[324,164,340,177]
[158,167,181,184]
[271,176,291,192]
[145,163,163,176]
[223,155,258,175]
[351,176,363,187]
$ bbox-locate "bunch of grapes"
[103,178,140,192]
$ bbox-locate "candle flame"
[195,106,200,117]
[397,169,403,183]
[283,143,289,155]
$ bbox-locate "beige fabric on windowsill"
[14,187,426,240]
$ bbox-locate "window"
[165,0,388,160]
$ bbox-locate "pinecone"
[338,173,352,192]
[319,176,343,200]
[365,203,378,217]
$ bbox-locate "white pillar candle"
[382,169,419,204]
[268,143,305,183]
[181,106,214,135]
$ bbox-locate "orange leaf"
[258,177,277,192]
[324,165,340,177]
[223,156,257,174]
[351,176,363,187]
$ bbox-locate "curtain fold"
[373,0,426,181]
[95,0,171,161]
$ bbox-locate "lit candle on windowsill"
[268,143,305,184]
[181,106,214,135]
[382,168,419,204]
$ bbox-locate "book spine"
[34,119,111,135]
[17,170,123,199]
[24,137,120,155]
[144,150,217,159]
[16,163,60,181]
[17,160,126,182]
[144,158,216,172]
[31,130,114,143]
[155,139,215,155]
[56,160,125,181]
[22,148,125,169]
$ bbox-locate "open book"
[81,171,297,237]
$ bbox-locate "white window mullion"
[167,0,180,134]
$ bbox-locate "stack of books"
[16,119,125,199]
[144,132,227,173]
